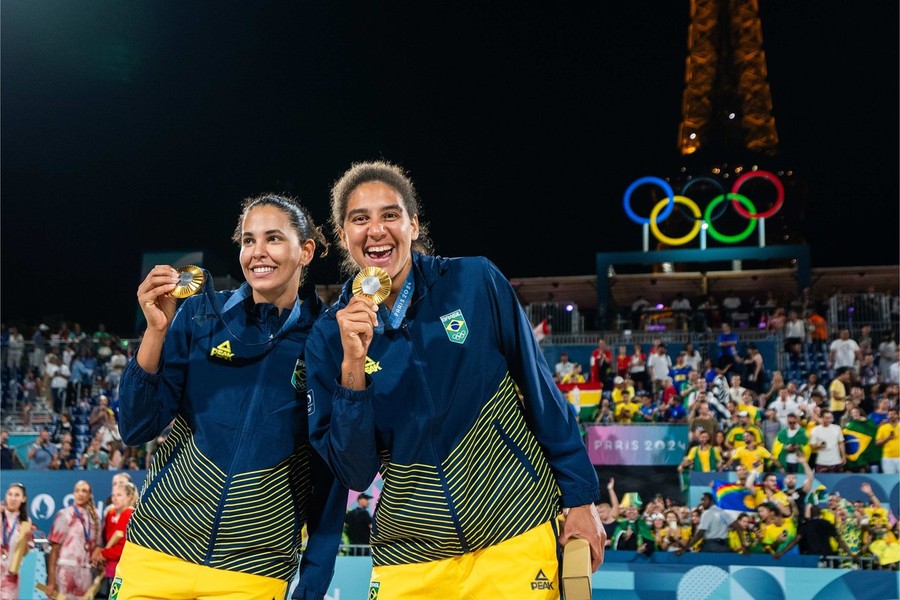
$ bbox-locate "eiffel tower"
[678,0,778,158]
[662,0,805,255]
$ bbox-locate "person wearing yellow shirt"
[561,363,586,384]
[610,376,636,404]
[724,411,765,454]
[750,472,791,517]
[756,502,797,556]
[875,409,899,475]
[828,368,851,422]
[678,429,723,473]
[614,390,641,423]
[723,431,783,473]
[737,389,762,423]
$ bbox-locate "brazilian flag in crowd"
[843,418,881,471]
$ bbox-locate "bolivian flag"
[843,419,880,469]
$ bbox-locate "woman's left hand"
[559,503,606,571]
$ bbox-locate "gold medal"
[352,267,392,305]
[172,265,205,299]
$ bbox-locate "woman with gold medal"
[306,161,605,600]
[114,194,347,600]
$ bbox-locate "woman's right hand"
[137,265,180,333]
[336,296,379,362]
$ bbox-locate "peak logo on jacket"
[210,339,234,361]
[440,309,469,344]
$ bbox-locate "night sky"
[2,1,898,336]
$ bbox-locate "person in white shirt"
[647,344,673,398]
[769,388,800,429]
[671,292,692,331]
[809,410,845,473]
[554,352,575,380]
[783,310,806,357]
[829,328,861,371]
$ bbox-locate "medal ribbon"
[2,513,17,553]
[72,506,92,547]
[375,271,414,333]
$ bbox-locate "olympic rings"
[705,193,757,243]
[730,170,784,219]
[623,170,784,246]
[623,176,675,225]
[649,196,702,246]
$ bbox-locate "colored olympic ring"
[623,176,675,225]
[649,196,702,246]
[730,170,784,219]
[679,176,727,223]
[705,193,757,243]
[623,170,784,245]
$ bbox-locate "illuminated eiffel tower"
[660,0,805,257]
[678,0,778,157]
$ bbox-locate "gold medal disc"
[171,265,205,299]
[352,267,392,305]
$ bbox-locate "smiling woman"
[113,193,348,600]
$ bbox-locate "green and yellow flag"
[843,419,880,469]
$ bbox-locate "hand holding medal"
[352,267,392,305]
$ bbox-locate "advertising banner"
[585,424,688,466]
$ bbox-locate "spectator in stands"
[678,427,722,473]
[612,503,654,554]
[774,504,855,559]
[615,344,630,378]
[52,436,78,471]
[751,473,792,517]
[810,410,846,473]
[877,332,897,383]
[6,326,25,376]
[628,343,649,392]
[716,323,740,372]
[770,387,801,430]
[634,392,660,423]
[647,343,672,398]
[727,373,747,405]
[869,396,892,427]
[589,339,613,386]
[730,512,762,554]
[658,379,687,423]
[756,501,797,556]
[682,341,702,372]
[677,492,734,554]
[80,437,110,471]
[798,373,827,410]
[724,411,764,456]
[687,395,719,442]
[614,390,640,423]
[88,394,113,438]
[668,352,693,394]
[724,430,782,473]
[828,367,852,422]
[26,427,58,470]
[742,345,766,394]
[829,328,861,373]
[609,375,635,405]
[760,408,781,452]
[44,479,102,600]
[344,492,374,556]
[874,409,899,474]
[305,161,605,593]
[554,351,575,381]
[561,362,586,384]
[772,413,810,474]
[889,349,900,385]
[70,347,97,401]
[591,398,614,425]
[117,192,346,599]
[783,310,806,359]
[597,478,621,548]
